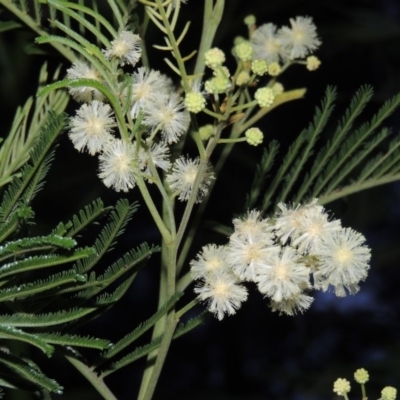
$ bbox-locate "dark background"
[1,0,400,399]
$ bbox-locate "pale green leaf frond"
[102,311,208,377]
[0,112,66,221]
[63,198,110,237]
[244,140,280,210]
[102,336,162,377]
[34,332,110,350]
[0,64,69,190]
[323,127,391,195]
[101,292,182,361]
[0,235,77,263]
[0,247,94,280]
[294,85,374,203]
[0,326,54,356]
[0,269,83,302]
[276,86,337,205]
[258,86,337,213]
[0,307,97,328]
[73,199,138,273]
[0,352,62,393]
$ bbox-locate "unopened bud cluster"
[333,369,396,400]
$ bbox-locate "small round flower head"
[255,87,275,108]
[251,23,285,63]
[268,62,282,76]
[204,47,226,69]
[333,378,351,396]
[69,101,115,155]
[205,75,231,94]
[278,16,321,60]
[354,368,369,384]
[234,41,254,62]
[244,15,256,26]
[313,228,371,297]
[199,124,214,141]
[251,59,268,76]
[245,127,264,146]
[270,292,313,316]
[190,244,230,280]
[272,82,284,95]
[292,208,342,254]
[380,387,397,400]
[306,55,321,71]
[66,60,104,102]
[144,93,190,144]
[275,199,324,245]
[166,156,215,203]
[98,139,137,192]
[232,210,272,241]
[130,67,174,119]
[256,246,310,302]
[236,71,251,86]
[103,30,142,66]
[195,272,248,320]
[227,230,277,282]
[185,92,206,113]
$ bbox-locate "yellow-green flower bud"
[199,124,214,140]
[272,82,284,96]
[185,92,206,113]
[251,59,268,76]
[245,127,263,146]
[204,48,226,69]
[233,36,246,45]
[333,378,351,396]
[234,41,254,62]
[268,62,282,76]
[255,87,275,108]
[205,76,231,94]
[244,15,256,26]
[354,368,369,384]
[380,387,397,400]
[236,71,251,86]
[306,55,321,71]
[214,66,230,79]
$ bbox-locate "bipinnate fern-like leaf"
[100,292,183,363]
[101,311,208,377]
[0,111,66,224]
[252,86,400,213]
[244,140,280,211]
[0,63,69,189]
[73,199,139,274]
[0,351,63,394]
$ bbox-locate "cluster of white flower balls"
[191,199,371,320]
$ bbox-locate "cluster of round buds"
[66,29,191,193]
[191,199,371,320]
[333,369,396,400]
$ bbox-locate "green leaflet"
[101,311,208,377]
[250,86,400,213]
[0,352,63,394]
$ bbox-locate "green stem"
[319,173,400,205]
[176,298,198,319]
[154,0,190,91]
[141,313,178,400]
[0,0,76,62]
[64,354,118,400]
[193,0,225,77]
